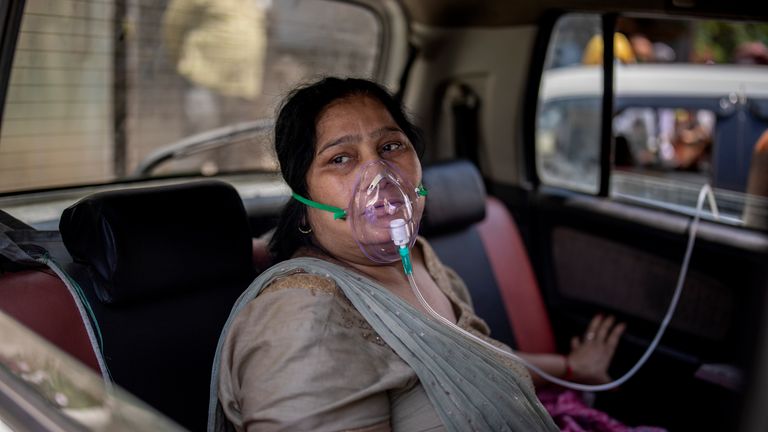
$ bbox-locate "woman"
[208,77,621,432]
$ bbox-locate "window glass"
[537,13,768,228]
[611,16,768,227]
[0,0,381,193]
[537,14,602,193]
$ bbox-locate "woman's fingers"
[583,314,626,348]
[596,315,615,342]
[568,315,626,384]
[606,322,626,349]
[585,314,602,342]
[602,322,626,364]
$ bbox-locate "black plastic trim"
[395,42,418,102]
[0,0,24,131]
[598,14,617,197]
[522,10,562,189]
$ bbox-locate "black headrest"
[421,160,487,235]
[59,180,254,305]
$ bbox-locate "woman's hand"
[567,314,626,385]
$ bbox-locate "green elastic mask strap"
[292,192,347,220]
[417,183,428,197]
[292,183,426,220]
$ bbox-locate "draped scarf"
[208,257,558,432]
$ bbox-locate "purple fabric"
[538,388,667,432]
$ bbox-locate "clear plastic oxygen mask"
[291,159,426,262]
[349,160,425,264]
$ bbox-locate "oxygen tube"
[391,183,719,392]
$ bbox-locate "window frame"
[0,0,24,127]
[525,11,616,195]
[349,0,409,91]
[525,11,768,228]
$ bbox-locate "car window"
[0,0,381,193]
[537,14,603,194]
[536,13,768,229]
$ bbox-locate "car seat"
[421,160,556,353]
[58,180,256,431]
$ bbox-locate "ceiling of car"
[400,0,767,27]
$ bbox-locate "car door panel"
[495,181,767,429]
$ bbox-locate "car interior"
[0,1,767,431]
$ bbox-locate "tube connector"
[389,219,413,275]
[399,246,413,275]
[389,218,409,246]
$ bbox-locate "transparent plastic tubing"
[401,184,719,392]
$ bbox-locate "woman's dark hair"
[268,77,424,262]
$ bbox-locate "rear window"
[0,0,381,193]
[536,14,768,229]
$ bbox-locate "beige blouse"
[218,239,534,432]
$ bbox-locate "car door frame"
[491,9,768,431]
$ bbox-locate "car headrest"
[420,160,487,235]
[59,180,254,305]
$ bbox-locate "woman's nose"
[375,177,395,193]
[358,140,389,163]
[359,151,383,166]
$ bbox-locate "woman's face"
[306,94,421,265]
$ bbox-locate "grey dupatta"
[208,257,558,432]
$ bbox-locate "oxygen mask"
[349,160,425,263]
[292,159,426,264]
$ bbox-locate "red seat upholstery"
[0,270,100,370]
[477,197,556,354]
[421,160,555,354]
[252,237,273,271]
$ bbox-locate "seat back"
[422,160,555,353]
[59,180,255,431]
[0,210,101,371]
[0,270,102,370]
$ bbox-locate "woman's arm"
[516,352,571,387]
[520,314,626,387]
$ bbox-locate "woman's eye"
[381,142,403,153]
[331,155,351,165]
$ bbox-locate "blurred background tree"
[693,21,768,63]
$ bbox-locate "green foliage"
[693,20,768,63]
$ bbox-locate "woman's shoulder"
[262,271,342,297]
[231,268,349,332]
[256,252,347,297]
[217,266,412,431]
[221,268,375,371]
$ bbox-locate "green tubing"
[291,192,347,220]
[399,246,413,275]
